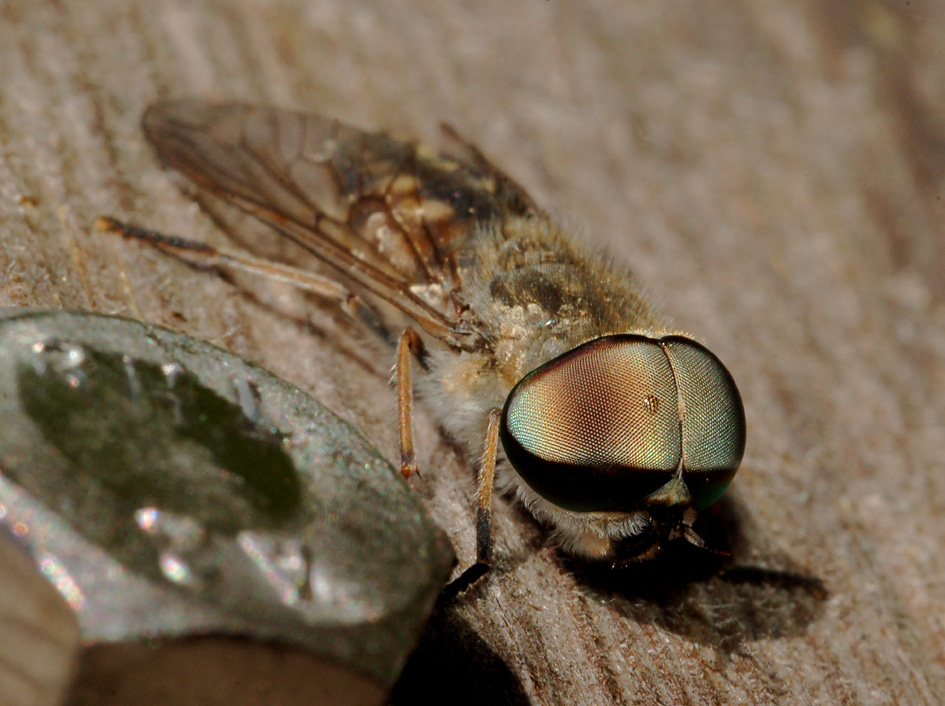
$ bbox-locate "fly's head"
[499,334,746,564]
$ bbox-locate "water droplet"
[238,532,309,606]
[122,354,142,399]
[134,508,206,552]
[158,551,197,587]
[134,507,159,532]
[39,554,86,610]
[161,362,184,385]
[131,507,215,589]
[40,340,87,369]
[236,530,382,622]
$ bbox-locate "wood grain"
[1,1,943,704]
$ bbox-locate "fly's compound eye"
[500,334,746,513]
[661,335,746,508]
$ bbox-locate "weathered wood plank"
[1,1,943,704]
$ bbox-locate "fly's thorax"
[459,217,663,378]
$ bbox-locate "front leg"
[394,331,500,597]
[442,408,501,599]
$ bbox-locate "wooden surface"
[2,1,944,704]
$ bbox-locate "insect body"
[100,101,746,585]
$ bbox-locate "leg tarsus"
[439,562,490,604]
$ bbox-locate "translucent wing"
[143,101,538,347]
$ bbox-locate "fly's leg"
[441,408,500,599]
[475,408,501,567]
[397,332,500,599]
[395,327,425,479]
[95,217,369,320]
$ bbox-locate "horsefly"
[98,101,746,591]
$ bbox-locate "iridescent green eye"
[500,334,745,512]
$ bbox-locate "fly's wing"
[143,101,538,347]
